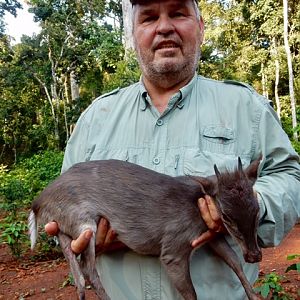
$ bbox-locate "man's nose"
[156,15,175,35]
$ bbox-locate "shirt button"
[156,119,164,126]
[153,157,160,165]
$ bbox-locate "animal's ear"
[196,177,218,197]
[214,164,221,180]
[245,155,262,185]
[238,157,243,172]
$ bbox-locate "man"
[46,0,300,299]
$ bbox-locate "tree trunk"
[64,74,70,104]
[271,37,281,119]
[47,42,60,147]
[33,73,60,149]
[261,62,268,98]
[70,71,80,101]
[63,98,70,143]
[283,0,298,141]
[122,0,134,55]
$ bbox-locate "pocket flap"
[202,126,234,141]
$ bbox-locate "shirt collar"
[139,73,198,111]
[139,77,148,111]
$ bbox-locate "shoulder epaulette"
[95,87,120,101]
[223,80,255,93]
[224,80,274,107]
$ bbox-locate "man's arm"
[254,102,300,247]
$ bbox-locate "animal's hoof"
[79,291,85,300]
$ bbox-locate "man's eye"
[142,16,158,23]
[172,12,185,18]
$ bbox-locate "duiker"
[29,157,262,300]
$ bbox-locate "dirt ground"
[0,225,299,300]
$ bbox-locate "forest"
[0,0,299,164]
[0,0,299,261]
[0,1,299,299]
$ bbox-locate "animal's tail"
[28,210,38,250]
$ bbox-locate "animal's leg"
[58,232,86,300]
[80,232,110,300]
[160,249,196,300]
[208,236,260,300]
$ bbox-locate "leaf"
[7,235,14,244]
[287,254,300,260]
[285,263,300,273]
[269,282,276,288]
[261,284,270,298]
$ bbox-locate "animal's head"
[198,157,262,263]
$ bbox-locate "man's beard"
[136,47,201,88]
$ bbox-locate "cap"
[130,0,198,4]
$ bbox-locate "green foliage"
[256,254,300,299]
[0,214,28,257]
[103,52,141,93]
[61,273,75,288]
[255,272,293,300]
[286,254,300,274]
[291,141,300,155]
[35,231,59,254]
[0,0,299,164]
[0,150,63,257]
[0,150,63,209]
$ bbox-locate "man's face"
[133,0,204,82]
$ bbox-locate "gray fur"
[29,158,262,300]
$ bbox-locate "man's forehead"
[130,0,198,5]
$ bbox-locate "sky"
[4,0,41,44]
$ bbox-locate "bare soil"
[0,225,299,300]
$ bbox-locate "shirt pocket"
[88,148,129,162]
[183,148,250,177]
[201,125,235,154]
[88,147,148,166]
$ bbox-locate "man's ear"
[245,155,262,185]
[199,16,205,45]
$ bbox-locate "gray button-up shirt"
[62,74,300,300]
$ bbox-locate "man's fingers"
[206,195,220,222]
[191,230,216,248]
[45,221,59,236]
[71,230,93,254]
[104,228,117,246]
[198,196,225,233]
[198,197,220,232]
[96,228,118,253]
[96,218,109,246]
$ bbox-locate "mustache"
[153,39,182,50]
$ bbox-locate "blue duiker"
[29,157,262,300]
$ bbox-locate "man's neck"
[142,74,194,114]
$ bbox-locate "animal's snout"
[244,249,262,263]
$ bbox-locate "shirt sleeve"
[253,98,300,247]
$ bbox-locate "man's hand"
[45,218,125,255]
[191,195,226,248]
